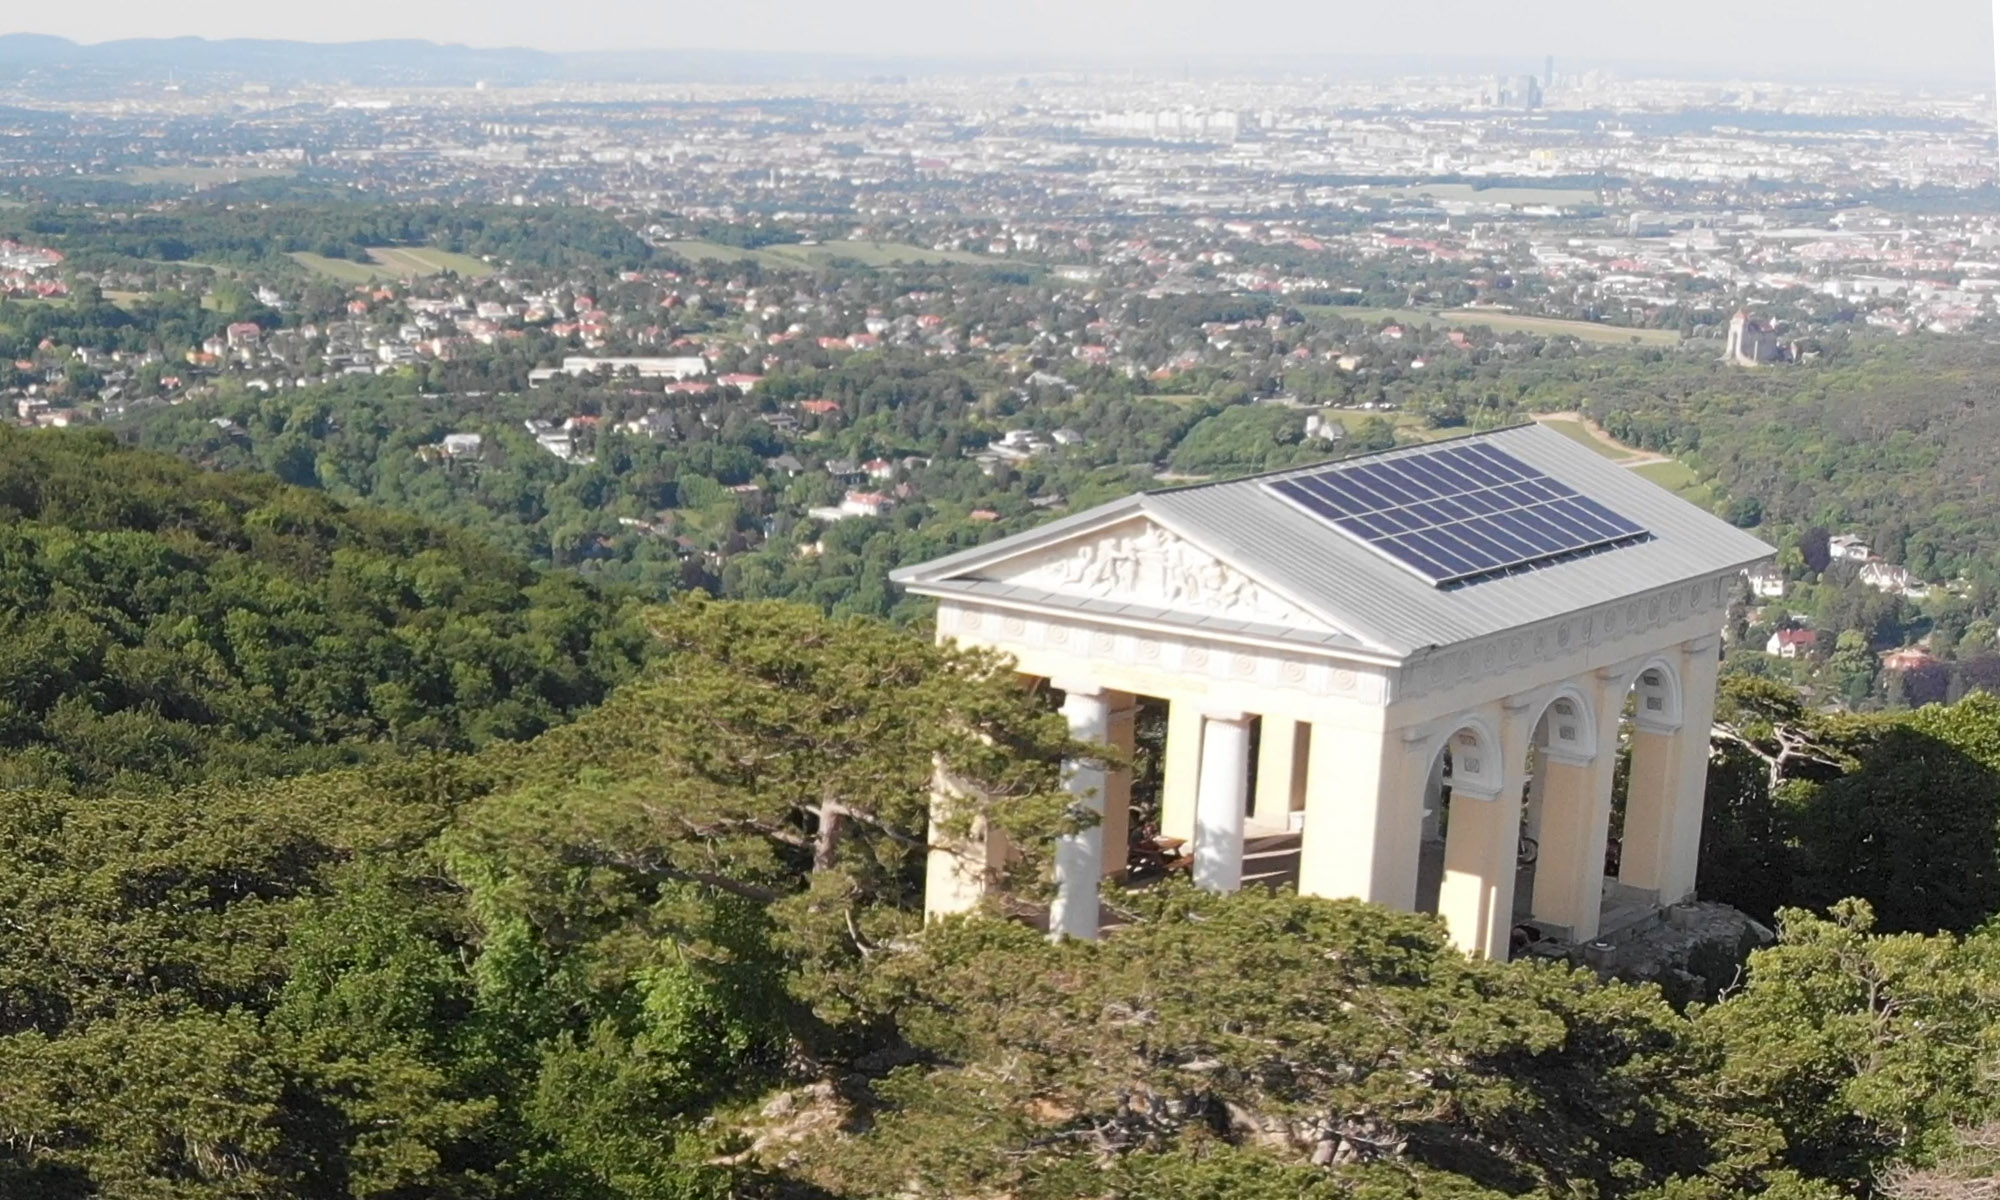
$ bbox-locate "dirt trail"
[1532,412,1674,468]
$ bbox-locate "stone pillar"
[1437,705,1532,959]
[1103,698,1138,879]
[1526,678,1624,942]
[923,766,1007,921]
[1620,714,1682,907]
[1160,697,1205,844]
[1193,710,1252,892]
[1253,717,1307,828]
[1622,638,1720,905]
[1049,682,1112,941]
[1297,723,1427,910]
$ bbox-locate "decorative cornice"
[936,599,1392,707]
[935,569,1738,714]
[1394,570,1737,704]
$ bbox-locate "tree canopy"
[0,427,647,788]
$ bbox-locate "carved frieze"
[983,519,1336,633]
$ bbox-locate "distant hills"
[0,33,1980,91]
[0,34,560,86]
[0,34,1024,89]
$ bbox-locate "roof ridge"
[1143,421,1541,498]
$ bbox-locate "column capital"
[1502,694,1538,714]
[1200,707,1250,725]
[1052,678,1106,699]
[1680,634,1723,658]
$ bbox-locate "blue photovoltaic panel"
[1265,443,1651,587]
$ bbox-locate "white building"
[1745,562,1786,599]
[528,355,709,386]
[1766,628,1818,659]
[895,425,1773,960]
[1829,534,1872,563]
[1859,561,1929,599]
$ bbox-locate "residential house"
[1745,562,1786,599]
[1882,647,1940,673]
[1765,628,1819,659]
[839,491,894,518]
[1859,560,1929,598]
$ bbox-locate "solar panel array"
[1265,443,1651,588]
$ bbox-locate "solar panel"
[1265,442,1651,588]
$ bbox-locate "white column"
[1526,677,1624,942]
[1298,723,1427,909]
[1160,697,1205,844]
[1253,717,1307,828]
[924,764,1007,921]
[1665,638,1721,903]
[1437,703,1533,959]
[1621,637,1720,906]
[1049,681,1112,941]
[1193,710,1252,892]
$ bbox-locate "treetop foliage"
[0,427,647,788]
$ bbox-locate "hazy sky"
[12,0,1998,83]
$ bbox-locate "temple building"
[892,424,1774,959]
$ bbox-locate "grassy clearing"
[1633,459,1709,498]
[367,246,494,277]
[292,247,495,283]
[1537,416,1640,462]
[660,240,797,269]
[1299,305,1676,347]
[779,240,995,267]
[662,239,997,270]
[290,252,385,284]
[1440,310,1680,347]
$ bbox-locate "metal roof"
[893,423,1775,660]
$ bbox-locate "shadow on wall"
[1700,694,2000,935]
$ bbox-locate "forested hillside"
[0,428,646,788]
[1584,336,2000,581]
[0,590,1995,1199]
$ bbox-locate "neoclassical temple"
[893,423,1774,958]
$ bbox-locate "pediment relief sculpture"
[977,521,1333,632]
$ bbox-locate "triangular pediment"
[958,516,1344,635]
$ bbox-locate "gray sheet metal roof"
[894,423,1775,659]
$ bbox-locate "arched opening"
[1512,663,1688,950]
[1414,720,1504,916]
[1608,659,1686,917]
[1512,688,1601,954]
